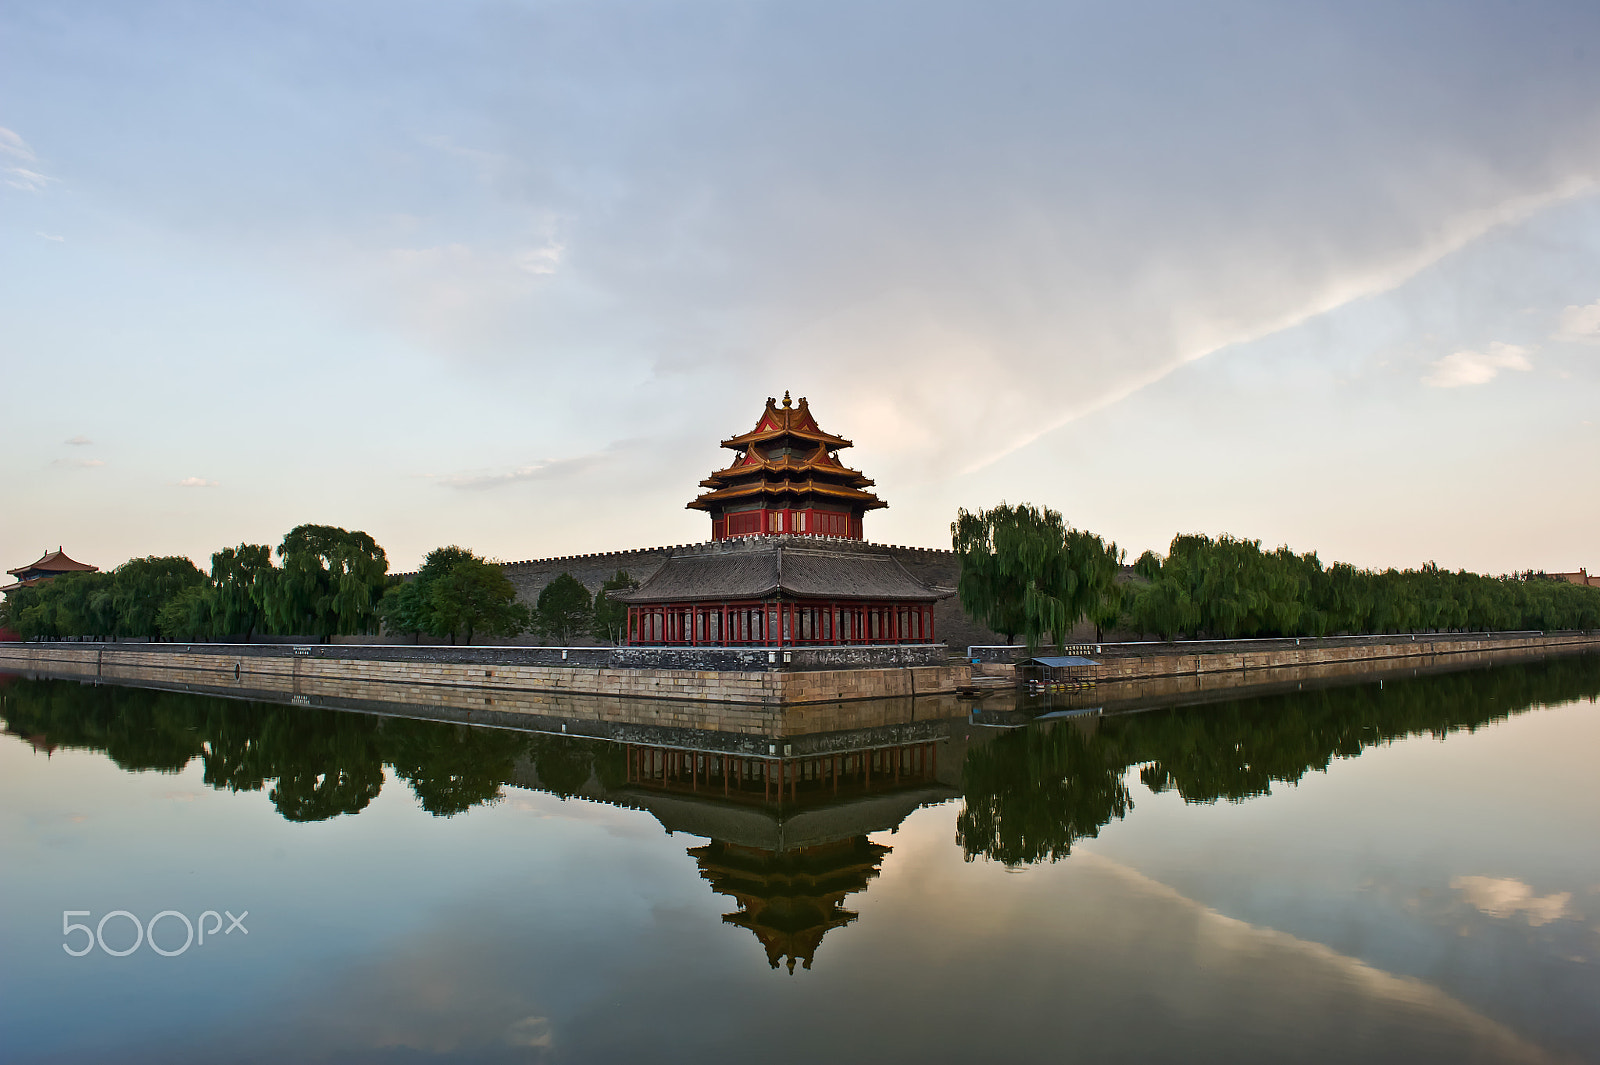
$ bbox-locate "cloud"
[37,232,65,242]
[1554,298,1600,343]
[433,446,622,489]
[50,457,105,468]
[515,241,564,276]
[1423,342,1533,388]
[0,126,53,192]
[3,167,53,192]
[1452,875,1573,926]
[64,435,92,446]
[0,126,35,161]
[176,476,219,487]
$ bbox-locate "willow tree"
[112,556,208,639]
[951,503,1122,652]
[211,544,274,640]
[266,525,389,638]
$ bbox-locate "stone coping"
[7,640,950,672]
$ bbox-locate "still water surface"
[3,657,1598,1064]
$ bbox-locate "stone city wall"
[0,642,969,708]
[394,538,1005,652]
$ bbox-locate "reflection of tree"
[386,719,528,816]
[1127,657,1600,804]
[0,681,206,773]
[958,721,1132,866]
[265,712,386,821]
[957,655,1600,865]
[0,680,522,823]
[530,734,594,797]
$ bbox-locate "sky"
[2,0,1597,575]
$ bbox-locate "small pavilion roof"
[720,393,853,452]
[611,540,948,604]
[7,548,98,577]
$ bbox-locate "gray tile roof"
[610,538,949,603]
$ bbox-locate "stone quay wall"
[969,631,1600,681]
[0,642,968,708]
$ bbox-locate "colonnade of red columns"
[625,599,937,646]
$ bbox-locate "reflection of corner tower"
[688,838,891,973]
[690,392,886,541]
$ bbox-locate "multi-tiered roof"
[689,392,885,540]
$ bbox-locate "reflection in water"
[3,655,1598,971]
[691,838,891,973]
[0,682,528,823]
[960,656,1600,865]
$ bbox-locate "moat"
[3,656,1598,1063]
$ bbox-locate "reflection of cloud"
[50,458,105,468]
[1554,299,1600,344]
[1423,342,1533,388]
[506,1015,552,1048]
[1453,875,1573,926]
[65,435,92,445]
[176,476,219,487]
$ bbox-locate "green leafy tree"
[112,556,208,639]
[211,544,274,640]
[592,570,639,644]
[1132,550,1163,581]
[157,584,220,640]
[429,555,529,644]
[265,524,389,638]
[536,573,593,645]
[40,571,117,639]
[952,503,1122,652]
[3,583,54,640]
[380,547,527,644]
[379,546,474,639]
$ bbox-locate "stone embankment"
[0,642,967,709]
[969,631,1600,683]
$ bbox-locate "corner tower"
[689,392,886,540]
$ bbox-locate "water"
[2,656,1597,1064]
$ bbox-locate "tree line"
[954,504,1600,648]
[1,524,639,645]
